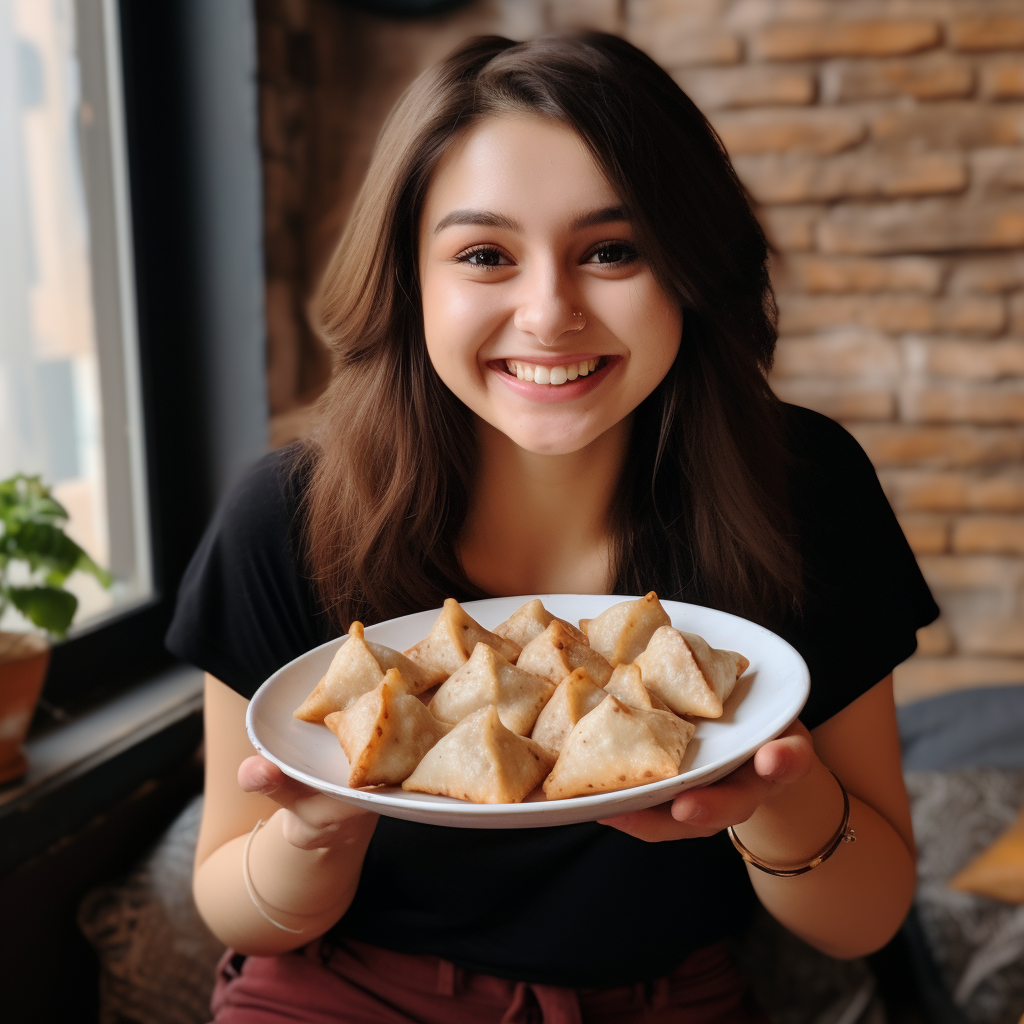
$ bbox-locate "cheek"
[421,277,506,374]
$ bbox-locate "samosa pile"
[292,593,749,804]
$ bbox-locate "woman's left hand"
[597,721,817,842]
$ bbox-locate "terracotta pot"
[0,632,51,785]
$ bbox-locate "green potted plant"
[0,474,112,783]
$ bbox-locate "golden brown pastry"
[493,598,588,650]
[530,668,607,756]
[543,696,695,800]
[579,592,671,667]
[404,599,522,678]
[517,621,613,688]
[633,626,749,718]
[429,642,555,735]
[402,705,554,804]
[294,621,437,722]
[323,670,450,787]
[603,662,671,712]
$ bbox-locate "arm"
[193,674,378,956]
[600,675,916,959]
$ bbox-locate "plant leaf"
[8,585,77,639]
[4,520,112,587]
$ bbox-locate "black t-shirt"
[166,405,938,988]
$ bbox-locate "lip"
[487,355,620,403]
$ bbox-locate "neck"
[458,417,630,596]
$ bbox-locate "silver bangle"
[242,819,310,934]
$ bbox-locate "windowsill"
[0,664,204,876]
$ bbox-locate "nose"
[512,263,583,346]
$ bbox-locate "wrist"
[731,755,844,869]
[249,808,377,918]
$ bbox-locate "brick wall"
[256,0,1024,704]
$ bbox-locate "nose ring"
[571,312,586,332]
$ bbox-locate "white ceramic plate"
[247,595,809,829]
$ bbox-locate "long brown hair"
[303,33,801,629]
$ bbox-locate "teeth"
[504,358,603,385]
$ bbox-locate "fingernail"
[673,801,701,822]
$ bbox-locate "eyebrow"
[432,205,629,235]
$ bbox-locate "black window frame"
[42,0,268,714]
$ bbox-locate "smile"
[503,357,605,385]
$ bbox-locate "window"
[1,0,152,634]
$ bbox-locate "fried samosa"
[604,662,671,712]
[543,695,696,800]
[402,705,554,804]
[530,667,607,756]
[294,622,438,722]
[633,626,749,718]
[493,599,588,650]
[323,671,450,788]
[579,592,671,667]
[429,642,555,735]
[404,599,522,678]
[517,621,613,688]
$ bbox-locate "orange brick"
[949,16,1024,53]
[848,425,1024,468]
[818,198,1024,255]
[894,658,1024,704]
[878,469,1024,511]
[783,255,942,295]
[959,618,1024,657]
[953,516,1024,555]
[713,108,865,156]
[674,66,815,110]
[1012,294,1024,334]
[898,514,949,554]
[758,205,819,251]
[547,0,621,32]
[972,148,1024,193]
[752,20,940,61]
[823,54,974,102]
[915,620,953,656]
[734,150,966,204]
[775,294,1005,335]
[872,104,1024,148]
[949,256,1024,294]
[908,339,1024,381]
[772,333,900,378]
[916,554,1024,588]
[901,384,1024,424]
[769,379,895,420]
[980,58,1024,100]
[627,23,741,68]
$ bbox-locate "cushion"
[78,795,224,1024]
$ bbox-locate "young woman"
[167,33,938,1023]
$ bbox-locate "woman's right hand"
[238,754,378,851]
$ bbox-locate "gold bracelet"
[727,769,856,877]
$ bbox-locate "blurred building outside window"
[0,0,152,634]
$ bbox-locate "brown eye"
[456,246,511,268]
[585,242,639,265]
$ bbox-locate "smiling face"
[418,114,683,456]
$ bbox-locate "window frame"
[42,0,267,712]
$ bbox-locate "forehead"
[421,113,621,229]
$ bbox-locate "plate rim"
[246,595,810,820]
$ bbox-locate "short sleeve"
[165,445,337,698]
[781,407,939,729]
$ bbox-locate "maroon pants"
[210,937,769,1023]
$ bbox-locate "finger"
[669,760,773,829]
[237,756,370,842]
[598,803,694,842]
[752,731,815,783]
